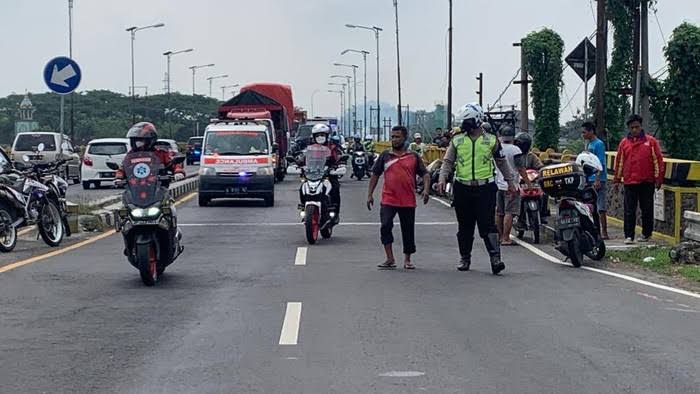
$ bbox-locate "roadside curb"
[87,176,199,229]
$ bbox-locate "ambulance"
[198,121,276,207]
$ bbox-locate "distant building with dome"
[15,93,39,134]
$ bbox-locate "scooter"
[515,169,543,244]
[108,152,185,286]
[350,151,367,180]
[288,145,348,245]
[539,152,605,268]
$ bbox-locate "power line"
[560,80,585,116]
[490,67,520,110]
[653,9,667,45]
[589,0,597,24]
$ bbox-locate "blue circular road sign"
[43,56,82,95]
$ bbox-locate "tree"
[522,28,564,150]
[651,22,700,160]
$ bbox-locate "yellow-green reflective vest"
[453,132,497,181]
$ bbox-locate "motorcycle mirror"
[106,162,120,170]
[37,143,45,153]
[22,154,30,162]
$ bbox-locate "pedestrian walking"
[368,126,430,270]
[438,103,516,274]
[582,121,610,239]
[495,126,531,245]
[613,114,665,244]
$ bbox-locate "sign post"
[43,57,82,143]
[565,38,596,119]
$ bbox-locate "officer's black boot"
[457,233,473,271]
[484,233,506,275]
[458,256,471,271]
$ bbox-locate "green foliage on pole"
[650,22,700,160]
[522,28,564,150]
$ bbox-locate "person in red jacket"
[613,114,665,244]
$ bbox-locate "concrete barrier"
[683,211,700,242]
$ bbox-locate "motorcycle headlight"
[257,166,274,176]
[199,166,216,176]
[131,207,161,218]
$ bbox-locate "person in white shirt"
[495,126,531,245]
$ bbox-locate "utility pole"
[476,73,483,107]
[68,0,74,143]
[513,41,529,133]
[640,0,650,122]
[594,0,608,143]
[447,0,453,130]
[393,0,403,126]
[632,0,641,114]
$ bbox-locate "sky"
[1,0,699,122]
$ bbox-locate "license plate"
[355,158,365,164]
[226,187,246,194]
[542,164,573,178]
[559,216,580,227]
[100,172,115,178]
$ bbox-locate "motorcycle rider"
[438,103,517,274]
[409,133,426,157]
[302,124,343,223]
[513,132,549,223]
[349,134,365,153]
[116,122,183,254]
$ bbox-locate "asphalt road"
[1,176,699,393]
[66,164,200,205]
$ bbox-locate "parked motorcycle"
[539,152,605,267]
[107,152,185,286]
[515,169,543,244]
[288,145,348,244]
[0,143,70,252]
[350,151,367,180]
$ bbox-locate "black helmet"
[499,126,516,141]
[126,122,158,151]
[514,132,533,153]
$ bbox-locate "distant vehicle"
[198,121,276,207]
[154,139,179,157]
[11,132,81,184]
[186,136,203,165]
[80,138,130,189]
[219,83,294,182]
[292,124,314,153]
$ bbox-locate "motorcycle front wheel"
[528,209,541,244]
[0,205,17,252]
[136,242,158,286]
[305,205,320,244]
[38,201,64,247]
[585,238,606,261]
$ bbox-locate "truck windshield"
[297,125,314,139]
[204,130,269,156]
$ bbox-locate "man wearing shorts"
[495,126,530,245]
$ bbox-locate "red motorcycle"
[516,169,543,244]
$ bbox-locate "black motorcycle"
[539,158,605,268]
[350,150,367,180]
[108,152,185,286]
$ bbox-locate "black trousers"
[453,182,499,258]
[380,205,416,255]
[623,183,655,239]
[329,175,341,211]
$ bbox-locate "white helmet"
[455,103,484,130]
[311,124,330,144]
[576,151,603,176]
[414,133,422,140]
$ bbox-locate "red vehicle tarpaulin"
[219,83,294,131]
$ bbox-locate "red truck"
[218,83,294,182]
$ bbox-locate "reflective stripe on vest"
[453,133,497,182]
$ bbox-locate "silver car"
[11,132,81,184]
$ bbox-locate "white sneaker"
[638,236,651,243]
[624,238,634,245]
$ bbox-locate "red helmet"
[126,122,158,151]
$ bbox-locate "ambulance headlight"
[199,166,216,176]
[257,166,274,176]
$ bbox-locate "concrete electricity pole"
[513,41,530,133]
[594,0,608,143]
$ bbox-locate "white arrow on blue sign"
[43,57,82,95]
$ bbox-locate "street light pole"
[346,24,382,139]
[189,64,215,96]
[328,90,345,133]
[342,49,370,138]
[126,22,165,123]
[334,63,358,134]
[310,89,321,117]
[329,83,347,134]
[331,74,352,134]
[163,48,194,95]
[68,0,74,143]
[207,74,229,97]
[221,84,240,101]
[392,0,403,126]
[447,0,453,130]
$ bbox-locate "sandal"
[378,261,397,270]
[404,262,416,270]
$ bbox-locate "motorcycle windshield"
[304,145,331,181]
[122,151,166,207]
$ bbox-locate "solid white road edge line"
[295,247,307,266]
[279,302,302,345]
[510,235,700,300]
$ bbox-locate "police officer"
[438,103,517,274]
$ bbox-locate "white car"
[80,138,130,189]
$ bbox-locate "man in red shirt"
[613,114,665,244]
[367,126,431,270]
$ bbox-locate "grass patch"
[608,246,700,283]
